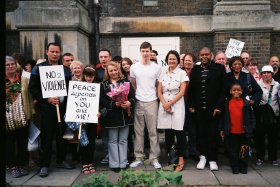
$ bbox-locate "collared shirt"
[200,63,210,110]
[6,72,21,104]
[258,79,279,116]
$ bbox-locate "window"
[143,0,158,6]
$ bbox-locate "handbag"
[259,85,276,124]
[6,93,28,131]
[168,144,179,165]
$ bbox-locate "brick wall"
[213,32,271,66]
[100,0,213,17]
[180,35,213,59]
[100,37,122,58]
[271,0,280,13]
[271,34,280,58]
[6,31,20,56]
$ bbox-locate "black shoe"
[189,154,200,161]
[112,168,121,173]
[239,168,247,174]
[57,161,75,169]
[232,168,239,174]
[39,167,49,178]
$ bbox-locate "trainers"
[151,160,162,169]
[256,159,263,166]
[100,154,109,164]
[271,161,279,166]
[209,161,218,171]
[130,159,143,168]
[197,155,207,170]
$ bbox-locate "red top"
[229,98,245,134]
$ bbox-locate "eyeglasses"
[6,63,16,67]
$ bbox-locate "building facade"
[6,0,280,66]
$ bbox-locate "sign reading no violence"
[65,81,100,123]
[39,65,67,98]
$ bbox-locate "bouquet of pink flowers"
[106,82,131,116]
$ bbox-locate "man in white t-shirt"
[129,41,162,169]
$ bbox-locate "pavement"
[6,133,280,186]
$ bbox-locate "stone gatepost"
[14,0,92,65]
[212,0,274,64]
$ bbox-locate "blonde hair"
[70,60,84,70]
[103,61,125,81]
[36,59,46,65]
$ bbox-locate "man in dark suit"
[188,47,226,171]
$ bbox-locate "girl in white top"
[157,50,189,171]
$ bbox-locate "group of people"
[6,41,280,179]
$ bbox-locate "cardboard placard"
[39,65,67,98]
[65,81,100,123]
[225,38,245,58]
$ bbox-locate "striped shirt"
[200,64,210,109]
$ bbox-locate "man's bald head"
[241,52,250,64]
[215,51,227,66]
[269,56,279,71]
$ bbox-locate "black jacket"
[100,78,135,128]
[219,97,256,138]
[188,62,227,120]
[28,59,72,109]
[226,71,263,106]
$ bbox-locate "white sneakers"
[130,159,162,169]
[209,161,218,171]
[197,155,218,171]
[197,155,207,169]
[130,160,143,168]
[151,160,162,169]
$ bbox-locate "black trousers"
[228,134,249,170]
[127,125,134,153]
[165,129,186,157]
[6,127,29,167]
[80,123,97,165]
[255,120,278,161]
[38,106,68,167]
[195,110,219,161]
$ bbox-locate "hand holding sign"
[39,65,67,133]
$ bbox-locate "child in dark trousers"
[220,83,256,174]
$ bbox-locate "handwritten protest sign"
[39,65,67,98]
[65,81,100,123]
[225,38,245,58]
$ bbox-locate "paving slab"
[181,169,220,186]
[6,170,38,186]
[23,170,80,186]
[214,167,270,186]
[255,169,280,185]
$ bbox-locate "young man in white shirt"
[130,41,162,169]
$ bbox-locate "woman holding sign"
[100,61,135,173]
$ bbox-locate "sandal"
[82,165,90,174]
[11,167,22,178]
[88,164,95,173]
[175,157,185,172]
[18,167,29,176]
[29,160,36,167]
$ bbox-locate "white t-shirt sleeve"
[156,65,162,80]
[130,64,136,78]
[180,70,189,82]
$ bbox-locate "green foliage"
[6,182,12,187]
[72,169,184,187]
[72,173,114,187]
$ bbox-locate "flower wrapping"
[106,82,131,116]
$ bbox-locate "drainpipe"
[93,0,100,65]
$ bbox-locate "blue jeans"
[185,100,197,155]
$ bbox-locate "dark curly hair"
[228,56,244,69]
